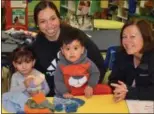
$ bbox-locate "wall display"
[69,15,93,30]
[12,9,25,25]
[4,0,28,30]
[60,0,100,30]
[76,0,92,16]
[11,0,26,8]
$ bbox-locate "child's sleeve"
[54,64,69,96]
[10,73,27,92]
[88,59,100,87]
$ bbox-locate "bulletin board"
[5,0,28,30]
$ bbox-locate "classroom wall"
[28,0,60,13]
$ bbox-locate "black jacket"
[109,49,154,100]
[32,24,105,96]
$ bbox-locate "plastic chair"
[104,46,119,70]
[2,54,13,93]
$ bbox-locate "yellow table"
[2,95,129,113]
[94,19,124,29]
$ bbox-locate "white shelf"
[117,15,127,20]
[123,1,128,9]
[61,5,75,12]
[109,2,118,6]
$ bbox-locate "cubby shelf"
[108,0,154,25]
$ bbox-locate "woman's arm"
[83,33,106,83]
[126,85,154,100]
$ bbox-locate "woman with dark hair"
[109,19,154,102]
[31,1,106,96]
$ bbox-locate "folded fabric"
[2,92,29,113]
[53,96,85,113]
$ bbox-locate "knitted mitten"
[54,104,63,112]
[71,98,85,106]
[65,103,78,113]
[16,111,25,114]
[53,96,85,113]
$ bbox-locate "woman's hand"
[84,85,93,98]
[63,93,73,99]
[111,80,128,102]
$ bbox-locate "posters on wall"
[11,0,26,8]
[12,9,25,25]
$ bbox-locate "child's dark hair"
[12,45,35,63]
[62,28,85,47]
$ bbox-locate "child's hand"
[84,85,93,98]
[24,77,34,88]
[63,93,73,99]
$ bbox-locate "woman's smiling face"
[37,7,60,40]
[122,25,144,56]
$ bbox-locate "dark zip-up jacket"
[109,49,154,100]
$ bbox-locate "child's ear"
[81,47,85,54]
[12,61,16,69]
[61,47,64,54]
[33,59,36,66]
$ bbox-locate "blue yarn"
[55,104,63,112]
[16,111,25,114]
[65,103,78,113]
[53,96,85,113]
[71,98,85,106]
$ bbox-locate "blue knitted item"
[53,96,85,113]
[16,111,25,114]
[71,98,85,106]
[55,104,63,112]
[65,103,78,113]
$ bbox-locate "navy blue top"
[109,49,154,100]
